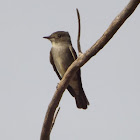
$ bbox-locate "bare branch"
[76,9,82,54]
[40,0,139,140]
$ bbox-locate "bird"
[43,31,89,109]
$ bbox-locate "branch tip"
[76,8,82,54]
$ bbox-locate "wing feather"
[50,49,61,80]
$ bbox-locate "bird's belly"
[55,57,68,77]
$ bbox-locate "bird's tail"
[75,89,89,109]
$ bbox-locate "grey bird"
[43,31,89,109]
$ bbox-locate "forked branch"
[40,0,139,140]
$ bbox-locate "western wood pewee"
[43,31,89,109]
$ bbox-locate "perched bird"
[43,31,89,109]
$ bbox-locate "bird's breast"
[51,45,74,77]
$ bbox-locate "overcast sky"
[0,0,140,140]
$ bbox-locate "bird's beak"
[43,36,51,40]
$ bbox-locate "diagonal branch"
[40,0,139,140]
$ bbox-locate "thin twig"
[76,9,82,54]
[51,107,60,131]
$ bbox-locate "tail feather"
[75,90,89,109]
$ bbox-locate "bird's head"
[43,31,71,44]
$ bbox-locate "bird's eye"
[57,34,61,38]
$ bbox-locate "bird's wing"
[68,44,81,77]
[69,44,77,60]
[50,49,75,97]
[50,49,62,80]
[68,44,83,89]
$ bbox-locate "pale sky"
[0,0,140,140]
